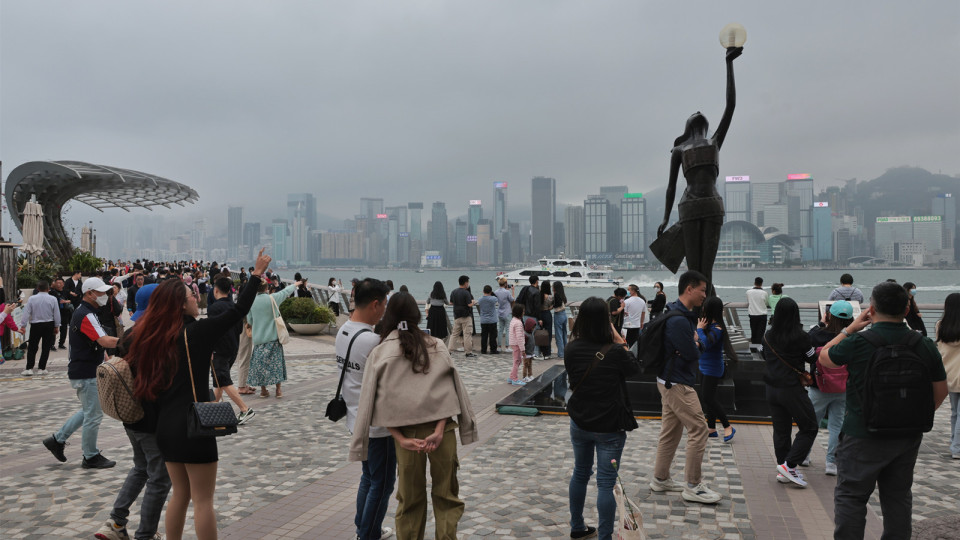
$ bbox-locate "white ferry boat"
[497,255,622,288]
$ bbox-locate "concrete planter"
[288,322,327,335]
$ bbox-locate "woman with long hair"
[552,281,568,358]
[565,297,639,540]
[350,292,477,540]
[128,250,269,540]
[904,282,927,336]
[698,296,734,442]
[246,273,302,398]
[760,297,818,487]
[937,292,960,459]
[327,277,344,317]
[425,280,450,340]
[537,280,553,359]
[806,300,854,475]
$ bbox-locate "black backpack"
[858,330,934,436]
[637,309,686,381]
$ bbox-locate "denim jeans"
[569,420,626,540]
[356,435,397,540]
[498,316,511,350]
[111,428,171,539]
[553,311,568,358]
[950,392,960,456]
[807,386,846,464]
[54,377,103,459]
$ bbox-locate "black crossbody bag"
[325,328,372,422]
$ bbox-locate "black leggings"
[701,375,730,429]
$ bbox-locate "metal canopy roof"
[5,160,199,260]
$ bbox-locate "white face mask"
[95,294,109,306]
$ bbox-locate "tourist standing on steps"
[649,270,721,504]
[564,297,639,540]
[338,278,395,540]
[746,276,768,347]
[449,275,477,358]
[935,292,960,460]
[19,280,60,376]
[43,277,119,469]
[698,296,734,443]
[350,292,477,540]
[760,298,818,488]
[820,282,947,540]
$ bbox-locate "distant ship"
[497,255,622,288]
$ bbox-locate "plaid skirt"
[247,340,287,386]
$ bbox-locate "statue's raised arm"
[713,46,742,149]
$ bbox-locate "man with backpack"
[515,276,541,360]
[828,273,865,304]
[819,281,947,539]
[648,270,721,504]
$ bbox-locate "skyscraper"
[531,176,556,258]
[564,205,585,259]
[408,202,424,267]
[360,197,384,219]
[812,202,833,261]
[242,222,260,262]
[271,219,288,263]
[620,193,646,260]
[751,182,781,227]
[584,195,608,260]
[468,200,482,235]
[723,176,750,223]
[493,182,508,239]
[785,174,814,250]
[227,207,243,260]
[599,185,627,253]
[430,202,448,265]
[287,193,317,230]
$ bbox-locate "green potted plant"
[279,297,330,335]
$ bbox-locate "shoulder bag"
[185,330,238,438]
[325,328,372,422]
[763,337,813,387]
[269,295,290,345]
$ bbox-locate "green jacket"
[246,285,297,345]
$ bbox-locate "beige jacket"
[936,321,960,392]
[349,331,478,462]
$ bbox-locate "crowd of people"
[3,261,957,540]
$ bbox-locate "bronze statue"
[651,46,743,295]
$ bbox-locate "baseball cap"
[829,300,854,320]
[81,277,112,294]
[131,284,159,321]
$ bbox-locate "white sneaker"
[522,376,534,383]
[649,476,684,492]
[800,458,811,467]
[380,527,394,539]
[456,347,465,352]
[777,463,808,487]
[825,462,837,476]
[681,482,722,504]
[21,369,34,376]
[37,369,49,375]
[776,473,792,484]
[94,518,128,540]
[533,354,545,360]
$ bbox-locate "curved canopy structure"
[5,160,198,260]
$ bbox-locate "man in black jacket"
[209,276,255,424]
[63,270,83,308]
[517,276,542,360]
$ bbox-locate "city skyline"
[2,3,958,237]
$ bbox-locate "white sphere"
[719,23,747,48]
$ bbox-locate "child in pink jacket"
[508,304,526,385]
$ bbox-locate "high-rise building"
[932,193,956,252]
[287,193,317,230]
[227,206,243,260]
[723,176,750,222]
[468,200,482,235]
[270,219,288,263]
[430,202,448,265]
[812,202,833,261]
[507,221,521,263]
[454,219,468,265]
[912,216,943,252]
[599,185,628,253]
[360,197,384,219]
[564,205,585,259]
[477,219,493,265]
[584,195,608,261]
[750,182,781,227]
[408,202,423,267]
[620,193,646,261]
[874,217,913,254]
[531,176,556,257]
[786,174,814,249]
[493,182,508,240]
[242,222,260,262]
[764,203,789,234]
[191,219,206,252]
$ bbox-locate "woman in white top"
[327,277,343,317]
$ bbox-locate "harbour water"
[283,267,958,305]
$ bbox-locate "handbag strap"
[763,336,804,376]
[334,328,372,399]
[570,343,615,394]
[269,295,280,318]
[184,329,222,403]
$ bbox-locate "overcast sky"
[2,1,959,241]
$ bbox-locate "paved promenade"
[1,325,958,539]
